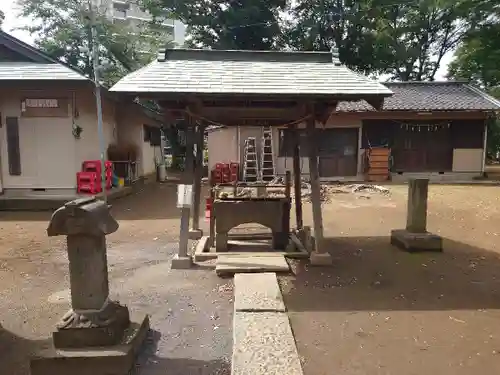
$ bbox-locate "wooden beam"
[291,124,303,230]
[176,110,196,263]
[329,110,490,120]
[366,97,385,111]
[315,101,338,124]
[306,102,332,265]
[190,123,205,235]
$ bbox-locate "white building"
[94,0,186,47]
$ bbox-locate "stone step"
[234,273,285,312]
[232,312,303,375]
[215,255,290,276]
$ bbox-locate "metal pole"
[88,0,107,201]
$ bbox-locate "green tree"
[0,10,4,28]
[288,0,490,80]
[449,22,500,158]
[448,24,500,88]
[140,0,287,50]
[447,2,500,158]
[17,0,171,86]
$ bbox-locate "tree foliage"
[447,3,500,158]
[141,0,493,81]
[0,10,4,27]
[448,17,500,88]
[287,0,491,80]
[16,0,170,86]
[141,0,287,49]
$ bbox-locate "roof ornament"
[331,47,341,66]
[157,48,167,62]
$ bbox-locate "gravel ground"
[281,184,500,375]
[4,182,500,375]
[0,182,231,375]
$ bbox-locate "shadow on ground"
[0,182,208,222]
[281,236,500,312]
[0,326,51,375]
[133,329,230,375]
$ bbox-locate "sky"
[0,0,453,80]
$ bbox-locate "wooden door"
[393,124,452,172]
[318,128,358,177]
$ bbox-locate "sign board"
[25,99,59,108]
[177,184,193,208]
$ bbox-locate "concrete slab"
[232,312,303,375]
[189,229,203,240]
[309,251,333,266]
[391,229,443,252]
[194,236,309,262]
[171,255,193,269]
[30,315,149,375]
[234,273,285,312]
[216,255,289,276]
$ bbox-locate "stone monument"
[391,178,443,252]
[30,197,149,375]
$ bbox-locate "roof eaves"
[0,30,90,80]
[465,84,500,109]
[0,30,58,64]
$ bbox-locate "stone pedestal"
[31,197,149,375]
[213,198,290,251]
[391,179,443,252]
[188,228,203,240]
[390,229,443,252]
[309,251,333,266]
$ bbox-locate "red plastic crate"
[77,172,101,194]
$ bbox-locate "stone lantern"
[31,197,149,375]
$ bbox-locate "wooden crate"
[366,147,390,182]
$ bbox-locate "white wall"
[141,125,162,176]
[452,149,484,172]
[207,127,239,171]
[0,87,119,191]
[74,90,117,176]
[0,89,77,189]
[115,102,162,177]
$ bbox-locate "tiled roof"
[0,62,88,81]
[110,49,392,98]
[336,82,500,112]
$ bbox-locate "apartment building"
[94,0,186,46]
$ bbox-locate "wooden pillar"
[189,123,205,239]
[172,117,195,269]
[291,125,303,229]
[306,107,332,265]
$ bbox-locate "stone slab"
[309,251,333,266]
[216,255,290,276]
[189,229,203,240]
[171,254,193,269]
[30,315,149,375]
[194,236,308,262]
[234,273,285,312]
[391,229,443,252]
[232,312,303,375]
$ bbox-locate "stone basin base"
[30,315,149,375]
[213,198,290,252]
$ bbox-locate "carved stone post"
[31,197,149,375]
[391,179,443,252]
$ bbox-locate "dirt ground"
[4,182,500,375]
[281,184,500,375]
[0,182,232,375]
